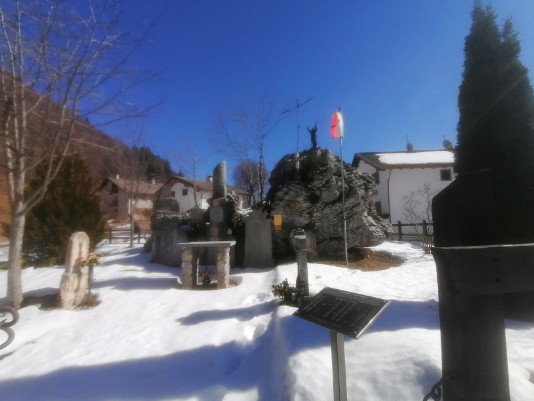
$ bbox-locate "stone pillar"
[212,161,227,199]
[60,231,90,309]
[294,228,309,306]
[216,246,231,289]
[180,247,198,289]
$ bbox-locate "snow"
[377,150,454,166]
[1,241,533,401]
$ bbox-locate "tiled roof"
[354,150,455,170]
[162,176,249,195]
[104,177,163,196]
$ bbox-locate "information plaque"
[294,287,390,339]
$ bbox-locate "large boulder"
[265,147,390,259]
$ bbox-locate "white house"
[353,149,456,224]
[158,176,250,211]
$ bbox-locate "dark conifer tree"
[23,154,106,266]
[456,2,534,243]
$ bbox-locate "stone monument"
[265,147,390,259]
[59,231,90,309]
[151,198,187,266]
[209,161,228,241]
[243,209,274,268]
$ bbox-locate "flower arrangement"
[199,267,214,287]
[75,252,100,268]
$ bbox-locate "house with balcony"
[98,176,163,228]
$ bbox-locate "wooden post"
[397,220,402,241]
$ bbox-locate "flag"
[330,111,344,139]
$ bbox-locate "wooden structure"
[432,170,534,400]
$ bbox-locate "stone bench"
[178,241,236,289]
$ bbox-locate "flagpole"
[340,135,349,265]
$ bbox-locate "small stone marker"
[244,210,274,268]
[60,231,90,309]
[295,287,390,401]
[294,228,309,306]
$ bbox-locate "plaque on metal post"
[294,287,390,339]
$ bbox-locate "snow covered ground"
[0,241,533,401]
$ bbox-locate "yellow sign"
[273,214,282,231]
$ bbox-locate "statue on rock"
[307,124,318,149]
[265,147,390,260]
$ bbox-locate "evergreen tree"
[23,154,106,266]
[131,146,173,182]
[456,2,534,242]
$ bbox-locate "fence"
[107,226,150,244]
[392,220,433,241]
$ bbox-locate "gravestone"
[59,232,90,309]
[243,210,274,268]
[188,206,205,241]
[151,198,187,266]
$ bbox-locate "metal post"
[340,136,349,265]
[331,330,347,401]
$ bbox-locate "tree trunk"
[7,210,25,308]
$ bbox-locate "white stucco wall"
[170,182,212,211]
[356,160,456,223]
[357,160,391,215]
[387,167,455,224]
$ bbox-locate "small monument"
[243,210,274,268]
[293,228,310,306]
[209,161,228,241]
[151,198,187,266]
[59,231,90,309]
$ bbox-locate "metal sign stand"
[294,287,390,401]
[331,330,348,401]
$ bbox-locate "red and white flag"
[330,111,344,139]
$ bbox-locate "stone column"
[294,228,309,306]
[180,247,198,289]
[216,246,231,289]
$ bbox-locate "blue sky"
[111,1,534,180]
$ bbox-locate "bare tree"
[402,183,438,254]
[175,140,205,208]
[0,0,154,307]
[116,146,149,247]
[232,159,266,206]
[213,95,289,205]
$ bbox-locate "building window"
[375,201,382,216]
[372,171,380,184]
[440,169,452,181]
[182,188,188,196]
[170,191,175,198]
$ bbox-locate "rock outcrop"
[265,147,391,259]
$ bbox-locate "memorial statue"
[307,124,318,149]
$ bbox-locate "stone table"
[178,241,236,289]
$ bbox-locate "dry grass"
[317,248,404,271]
